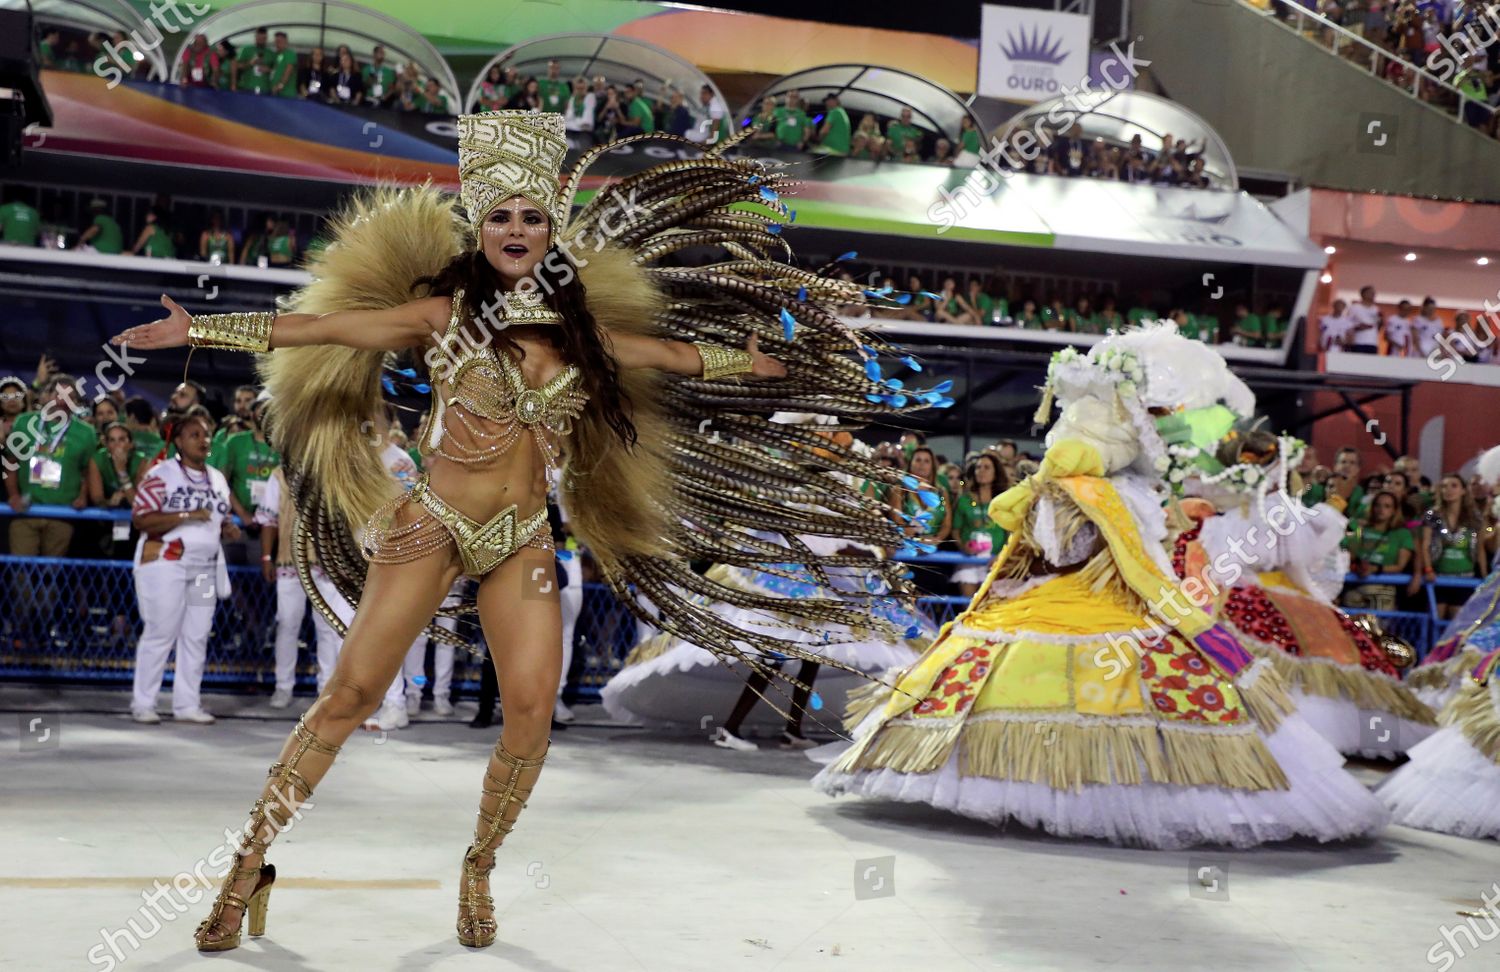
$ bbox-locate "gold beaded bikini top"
[421,289,588,471]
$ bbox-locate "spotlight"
[1323,245,1336,255]
[1320,273,1332,284]
[1479,257,1490,266]
[1404,252,1417,261]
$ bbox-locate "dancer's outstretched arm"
[110,294,450,352]
[606,330,785,378]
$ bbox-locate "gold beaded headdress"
[457,111,569,239]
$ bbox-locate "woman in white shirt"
[130,409,238,724]
[562,77,596,149]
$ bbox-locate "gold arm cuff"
[188,312,275,353]
[694,342,753,380]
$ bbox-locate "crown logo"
[1001,25,1067,65]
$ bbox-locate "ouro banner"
[978,5,1092,103]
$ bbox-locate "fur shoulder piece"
[260,184,467,530]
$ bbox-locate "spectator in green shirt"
[269,32,299,98]
[886,107,923,163]
[951,453,1009,596]
[0,190,41,246]
[1232,302,1264,347]
[38,28,60,69]
[957,114,983,158]
[422,78,452,115]
[3,374,96,557]
[123,396,164,469]
[210,400,281,523]
[266,218,297,266]
[538,60,569,113]
[954,277,995,326]
[362,45,397,105]
[78,199,124,254]
[622,83,655,134]
[235,28,273,94]
[130,208,176,259]
[1456,54,1492,128]
[772,91,810,150]
[814,93,852,155]
[476,65,507,112]
[87,422,141,508]
[1341,489,1414,612]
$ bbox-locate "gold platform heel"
[457,739,548,948]
[195,717,342,952]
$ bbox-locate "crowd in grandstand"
[1317,284,1499,361]
[845,271,1288,345]
[1275,0,1500,135]
[0,186,314,266]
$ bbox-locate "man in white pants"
[130,410,237,724]
[255,465,304,708]
[404,580,463,716]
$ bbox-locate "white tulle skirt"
[601,599,930,730]
[1378,727,1500,840]
[1287,690,1436,760]
[810,710,1390,849]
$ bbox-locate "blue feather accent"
[788,208,797,223]
[380,376,395,395]
[895,293,912,305]
[864,360,882,381]
[837,250,858,262]
[780,308,797,341]
[810,692,824,711]
[865,393,882,404]
[920,290,942,300]
[884,378,904,390]
[394,367,417,378]
[767,224,782,235]
[933,379,954,393]
[797,286,807,302]
[918,489,941,507]
[887,394,908,407]
[861,344,879,357]
[935,396,956,408]
[905,625,922,639]
[414,383,431,394]
[900,474,920,489]
[901,355,922,372]
[759,186,779,202]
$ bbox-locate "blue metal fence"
[0,505,1483,700]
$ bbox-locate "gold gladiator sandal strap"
[470,741,547,847]
[694,341,753,380]
[188,311,276,352]
[240,717,342,854]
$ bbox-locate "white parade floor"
[5,684,1500,972]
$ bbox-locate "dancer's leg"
[723,668,772,737]
[195,552,461,949]
[455,546,562,946]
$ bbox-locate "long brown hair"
[412,246,638,449]
[1436,472,1482,531]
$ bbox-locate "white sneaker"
[711,726,757,752]
[433,698,455,717]
[553,699,575,724]
[174,708,216,725]
[779,730,816,750]
[269,687,294,709]
[376,701,409,731]
[131,708,161,724]
[406,695,422,717]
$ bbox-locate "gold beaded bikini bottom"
[364,474,553,577]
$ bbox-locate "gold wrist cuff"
[188,312,275,352]
[695,342,753,380]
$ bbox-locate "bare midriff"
[415,325,576,528]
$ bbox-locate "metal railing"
[0,506,1483,697]
[1245,0,1482,128]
